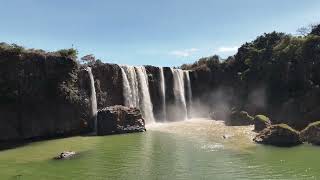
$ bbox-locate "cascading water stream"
[121,68,133,107]
[122,66,139,108]
[159,67,166,121]
[172,68,188,120]
[184,71,193,117]
[135,66,155,123]
[86,67,98,134]
[121,65,155,124]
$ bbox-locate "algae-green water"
[0,119,319,180]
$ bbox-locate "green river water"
[0,119,319,180]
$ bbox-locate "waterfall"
[135,66,155,123]
[184,71,193,118]
[121,68,134,107]
[86,67,98,134]
[122,66,139,108]
[159,67,166,121]
[172,68,187,120]
[121,65,155,124]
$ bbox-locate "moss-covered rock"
[254,115,271,132]
[300,121,320,145]
[254,124,302,146]
[226,110,254,126]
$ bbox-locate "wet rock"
[54,151,76,160]
[254,115,271,132]
[226,111,254,126]
[97,105,146,135]
[300,121,320,145]
[209,110,228,120]
[91,63,124,108]
[254,124,302,147]
[145,66,165,121]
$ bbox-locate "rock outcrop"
[91,62,124,108]
[226,111,254,126]
[300,121,320,145]
[145,66,165,121]
[97,105,146,135]
[254,115,271,132]
[0,51,91,142]
[54,151,76,160]
[254,124,302,146]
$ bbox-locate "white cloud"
[216,46,238,53]
[169,48,199,57]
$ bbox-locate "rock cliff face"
[91,62,124,108]
[0,52,91,141]
[97,105,146,135]
[145,66,165,121]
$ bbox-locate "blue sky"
[0,0,319,66]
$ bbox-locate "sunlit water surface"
[0,118,319,179]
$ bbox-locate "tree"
[80,54,96,64]
[310,24,320,36]
[296,27,310,36]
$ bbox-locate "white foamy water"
[159,67,166,121]
[172,68,187,120]
[184,70,192,117]
[121,65,155,124]
[86,67,98,134]
[148,118,256,152]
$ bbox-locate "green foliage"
[56,48,78,59]
[0,42,26,54]
[180,55,220,71]
[310,24,320,36]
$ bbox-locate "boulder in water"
[97,105,146,135]
[254,124,302,146]
[54,151,76,160]
[300,121,320,145]
[254,115,271,132]
[226,111,254,126]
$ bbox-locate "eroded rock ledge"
[97,105,146,135]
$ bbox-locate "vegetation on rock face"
[184,23,320,130]
[254,124,302,146]
[55,48,78,59]
[0,42,78,59]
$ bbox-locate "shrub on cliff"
[56,48,78,59]
[0,42,25,55]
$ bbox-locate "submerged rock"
[226,111,254,126]
[54,151,76,160]
[97,105,146,135]
[300,121,320,145]
[253,115,271,132]
[254,124,302,146]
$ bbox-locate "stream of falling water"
[121,66,155,124]
[172,68,187,120]
[159,67,166,121]
[86,67,98,134]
